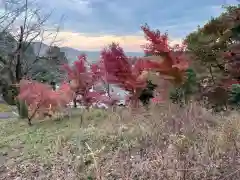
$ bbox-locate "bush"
[16,100,29,119]
[229,83,240,108]
[170,68,198,105]
[2,85,18,105]
[139,80,157,106]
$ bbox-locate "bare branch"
[0,1,27,32]
[0,0,66,87]
[23,0,28,30]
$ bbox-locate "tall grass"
[0,102,240,179]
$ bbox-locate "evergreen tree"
[170,68,198,105]
[139,80,157,106]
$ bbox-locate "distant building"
[46,46,68,65]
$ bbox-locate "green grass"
[0,118,77,160]
[0,103,12,112]
[0,108,140,179]
[0,109,108,161]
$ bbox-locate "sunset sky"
[1,0,240,52]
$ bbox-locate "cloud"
[37,0,92,16]
[225,0,240,5]
[49,0,236,37]
[1,0,239,51]
[42,30,183,52]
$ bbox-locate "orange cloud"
[43,31,183,52]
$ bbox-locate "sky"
[1,0,240,52]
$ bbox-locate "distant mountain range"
[32,42,144,64]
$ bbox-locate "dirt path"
[0,112,17,119]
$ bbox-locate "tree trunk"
[208,65,215,84]
[50,81,56,90]
[15,26,24,118]
[16,100,28,119]
[73,98,77,108]
[16,26,24,83]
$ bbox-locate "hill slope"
[0,104,239,179]
[32,42,144,63]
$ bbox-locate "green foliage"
[169,87,184,105]
[229,84,240,107]
[1,84,28,117]
[16,100,28,119]
[139,80,157,106]
[32,69,57,83]
[184,6,240,77]
[170,68,198,105]
[32,67,60,90]
[2,85,18,105]
[231,24,240,40]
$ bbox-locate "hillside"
[32,42,144,63]
[0,104,239,179]
[0,32,17,56]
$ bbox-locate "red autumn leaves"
[101,43,148,91]
[18,80,74,118]
[18,24,190,116]
[141,24,189,85]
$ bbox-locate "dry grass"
[0,104,12,112]
[0,103,240,179]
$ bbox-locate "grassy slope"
[0,104,240,179]
[0,109,108,178]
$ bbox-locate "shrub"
[2,85,18,105]
[170,68,198,105]
[139,80,157,106]
[16,100,29,119]
[229,83,240,108]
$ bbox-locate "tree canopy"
[185,5,240,79]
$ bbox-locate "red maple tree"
[63,54,111,108]
[100,43,152,107]
[18,80,73,125]
[17,24,191,124]
[100,25,190,106]
[141,24,189,86]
